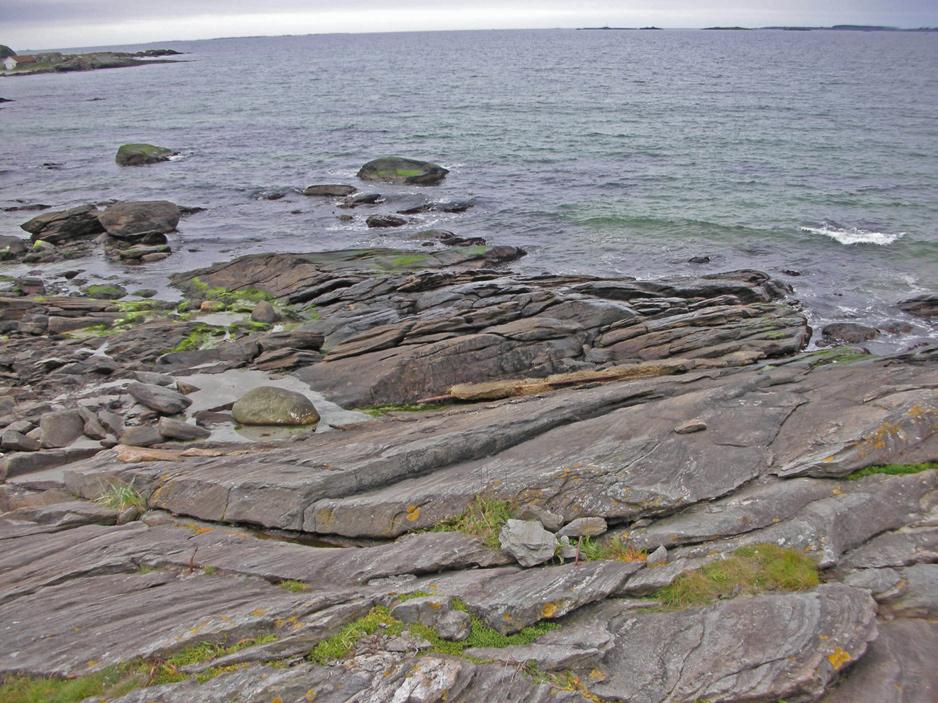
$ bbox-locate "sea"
[1,29,936,352]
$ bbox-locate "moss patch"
[655,543,820,609]
[168,323,227,353]
[846,461,938,481]
[428,497,512,549]
[278,580,311,593]
[308,601,557,665]
[82,284,126,300]
[0,635,276,703]
[188,277,273,305]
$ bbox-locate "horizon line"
[13,23,938,54]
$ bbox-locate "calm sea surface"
[1,29,937,350]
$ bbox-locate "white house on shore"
[3,56,16,71]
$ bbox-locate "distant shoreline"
[579,25,938,32]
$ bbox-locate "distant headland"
[579,25,938,32]
[0,45,182,77]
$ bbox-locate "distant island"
[579,25,937,32]
[0,45,182,77]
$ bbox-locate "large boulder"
[231,386,320,426]
[20,204,104,245]
[98,201,180,240]
[115,143,176,166]
[357,156,449,186]
[39,410,85,449]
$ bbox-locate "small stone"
[157,417,211,441]
[1,429,40,452]
[132,289,157,298]
[78,407,108,440]
[82,283,127,300]
[251,300,280,324]
[231,386,320,426]
[132,371,174,387]
[175,381,201,395]
[517,504,564,531]
[126,382,192,415]
[390,596,471,641]
[498,519,557,567]
[646,545,668,566]
[39,410,85,449]
[200,300,225,312]
[674,419,708,434]
[116,506,142,524]
[558,516,608,538]
[688,255,711,264]
[557,535,578,560]
[119,425,164,447]
[97,409,125,437]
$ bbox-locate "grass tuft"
[846,462,938,481]
[95,481,145,511]
[309,606,402,664]
[278,580,310,593]
[577,535,647,563]
[428,497,512,549]
[655,543,819,610]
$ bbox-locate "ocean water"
[1,29,936,350]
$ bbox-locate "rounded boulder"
[232,386,320,426]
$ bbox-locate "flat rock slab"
[822,619,938,703]
[110,655,582,703]
[426,560,641,634]
[0,568,344,676]
[571,584,877,703]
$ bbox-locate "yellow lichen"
[827,647,852,670]
[541,602,558,618]
[405,505,421,522]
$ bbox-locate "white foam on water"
[800,223,904,246]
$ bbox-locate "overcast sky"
[4,0,938,51]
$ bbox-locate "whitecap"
[800,222,904,246]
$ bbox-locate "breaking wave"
[800,222,904,246]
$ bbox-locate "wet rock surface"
[0,239,936,701]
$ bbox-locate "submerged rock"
[366,214,408,228]
[231,386,320,426]
[115,143,176,166]
[357,156,449,186]
[302,184,357,196]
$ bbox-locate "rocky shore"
[1,156,936,702]
[0,46,181,76]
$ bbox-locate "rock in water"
[157,417,211,441]
[98,201,180,239]
[821,323,879,345]
[126,382,192,415]
[357,156,449,186]
[898,294,938,319]
[366,214,408,228]
[115,143,176,166]
[231,386,320,426]
[303,184,357,196]
[498,519,557,567]
[20,204,104,245]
